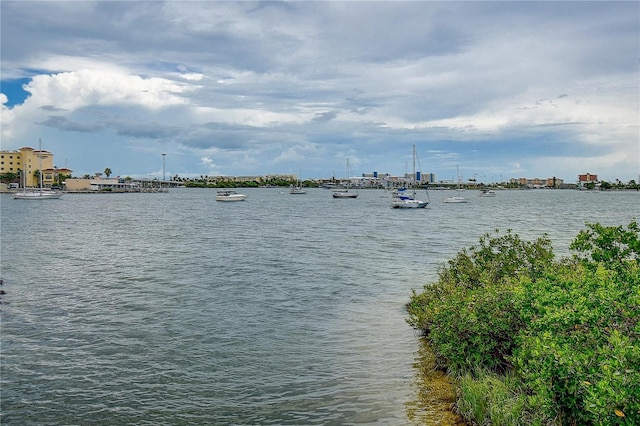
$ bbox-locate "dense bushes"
[407,221,640,425]
[407,230,554,373]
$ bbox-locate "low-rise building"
[65,177,141,192]
[578,173,598,185]
[510,177,564,188]
[545,177,564,188]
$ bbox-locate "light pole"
[162,153,166,182]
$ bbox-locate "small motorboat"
[332,190,358,198]
[443,195,468,203]
[215,189,247,202]
[479,189,496,197]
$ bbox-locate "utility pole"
[162,153,166,181]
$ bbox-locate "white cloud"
[25,69,188,110]
[178,73,204,82]
[200,156,214,167]
[1,67,194,141]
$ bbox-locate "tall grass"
[457,371,548,426]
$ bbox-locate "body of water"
[1,188,637,424]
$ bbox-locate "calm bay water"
[1,188,638,424]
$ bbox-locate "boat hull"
[14,192,62,200]
[391,199,428,208]
[215,190,247,201]
[443,196,467,203]
[332,192,358,198]
[215,194,247,201]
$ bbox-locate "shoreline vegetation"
[407,221,639,425]
[2,185,640,195]
[2,173,640,193]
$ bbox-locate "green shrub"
[424,282,523,373]
[408,221,640,425]
[438,229,554,291]
[407,230,554,374]
[512,261,640,425]
[570,221,640,274]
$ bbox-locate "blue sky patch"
[1,78,31,107]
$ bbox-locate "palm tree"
[104,167,112,178]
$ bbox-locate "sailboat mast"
[39,138,43,191]
[412,144,416,196]
[345,158,349,189]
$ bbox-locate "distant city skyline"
[1,2,638,182]
[2,143,633,186]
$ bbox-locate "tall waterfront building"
[0,146,72,187]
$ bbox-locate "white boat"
[14,139,63,200]
[215,189,247,201]
[332,190,358,198]
[321,183,339,190]
[332,158,358,199]
[14,190,62,200]
[391,145,429,209]
[443,166,467,203]
[391,196,429,208]
[443,194,468,203]
[391,188,429,208]
[479,189,496,197]
[290,172,307,194]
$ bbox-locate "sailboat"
[14,139,62,200]
[443,165,467,203]
[391,145,429,208]
[332,158,358,198]
[290,171,307,194]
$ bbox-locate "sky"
[1,1,639,183]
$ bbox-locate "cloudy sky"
[1,1,638,183]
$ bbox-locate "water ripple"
[1,189,637,424]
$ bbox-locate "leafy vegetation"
[407,221,640,425]
[0,171,19,184]
[181,176,300,188]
